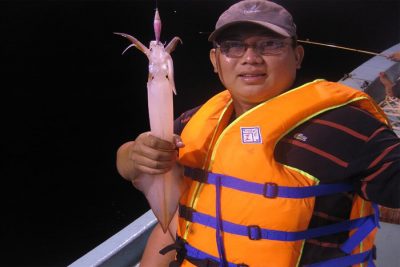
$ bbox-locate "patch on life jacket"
[241,127,262,144]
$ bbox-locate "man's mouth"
[239,73,266,77]
[238,72,267,83]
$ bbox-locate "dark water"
[1,0,399,266]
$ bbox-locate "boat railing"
[69,210,157,267]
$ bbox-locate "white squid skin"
[114,9,183,234]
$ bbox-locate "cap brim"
[208,20,290,42]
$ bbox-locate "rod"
[298,39,385,57]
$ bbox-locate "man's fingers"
[135,155,175,170]
[133,143,177,162]
[141,133,176,150]
[129,132,179,177]
[173,134,185,148]
[135,161,172,175]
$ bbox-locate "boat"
[339,43,400,137]
[69,43,400,267]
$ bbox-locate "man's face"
[210,25,304,113]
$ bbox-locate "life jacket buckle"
[184,166,208,183]
[179,205,194,222]
[247,225,262,240]
[263,182,279,198]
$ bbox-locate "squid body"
[115,9,183,233]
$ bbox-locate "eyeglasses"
[216,39,291,58]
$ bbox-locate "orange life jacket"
[177,80,388,267]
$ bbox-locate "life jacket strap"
[215,175,228,266]
[179,204,376,242]
[340,203,381,254]
[159,237,187,266]
[184,241,249,267]
[184,166,208,182]
[184,166,354,198]
[304,248,376,267]
[185,256,220,267]
[184,240,374,267]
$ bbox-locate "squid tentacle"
[114,32,150,56]
[121,44,136,55]
[165,36,183,54]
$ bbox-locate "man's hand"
[116,132,184,183]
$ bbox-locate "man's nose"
[242,46,263,63]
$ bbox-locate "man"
[117,1,400,266]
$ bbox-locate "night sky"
[1,0,399,266]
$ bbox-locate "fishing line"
[298,39,386,57]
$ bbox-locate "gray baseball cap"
[209,0,296,41]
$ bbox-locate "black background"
[1,0,399,266]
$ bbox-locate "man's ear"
[210,48,218,73]
[294,45,305,69]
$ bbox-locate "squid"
[115,9,183,233]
